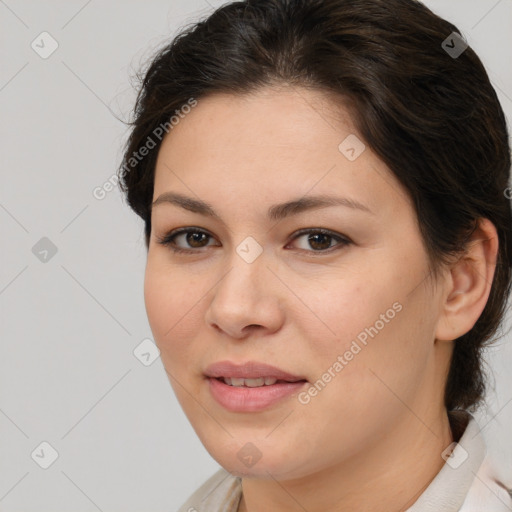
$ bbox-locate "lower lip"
[208,377,307,412]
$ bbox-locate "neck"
[238,409,455,512]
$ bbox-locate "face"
[144,87,448,480]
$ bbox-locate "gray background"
[1,1,511,510]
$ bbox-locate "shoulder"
[176,467,242,512]
[459,454,512,512]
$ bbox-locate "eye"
[287,228,351,253]
[155,227,218,254]
[156,227,351,255]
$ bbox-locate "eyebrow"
[151,191,374,222]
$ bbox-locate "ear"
[435,218,499,341]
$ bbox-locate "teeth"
[243,378,265,388]
[222,377,279,387]
[232,377,252,387]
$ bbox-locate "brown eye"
[185,231,210,248]
[156,228,217,253]
[306,232,334,251]
[289,229,351,253]
[156,227,351,255]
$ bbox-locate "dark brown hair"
[117,0,512,411]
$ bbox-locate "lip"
[207,378,307,412]
[204,360,306,381]
[204,361,308,412]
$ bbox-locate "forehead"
[152,87,410,218]
[157,87,358,164]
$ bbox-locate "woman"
[117,0,512,510]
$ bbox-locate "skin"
[144,86,498,512]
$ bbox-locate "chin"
[206,441,310,481]
[225,466,269,479]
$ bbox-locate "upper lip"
[204,361,307,382]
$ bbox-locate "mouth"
[204,361,308,412]
[204,360,307,382]
[218,376,306,387]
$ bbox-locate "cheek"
[300,276,436,418]
[299,252,435,393]
[143,261,205,357]
[298,273,402,358]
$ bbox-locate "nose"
[204,253,285,340]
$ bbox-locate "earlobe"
[435,218,499,342]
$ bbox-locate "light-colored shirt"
[177,415,512,511]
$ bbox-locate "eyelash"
[155,227,352,256]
